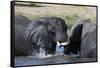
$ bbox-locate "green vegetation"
[16,13,79,29]
[15,12,96,29]
[15,3,96,29]
[63,15,79,29]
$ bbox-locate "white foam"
[35,48,52,58]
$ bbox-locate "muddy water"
[15,55,96,67]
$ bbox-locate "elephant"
[15,15,32,56]
[64,19,97,58]
[15,15,69,56]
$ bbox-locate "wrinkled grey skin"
[15,15,68,56]
[25,17,68,55]
[81,21,97,58]
[15,15,32,56]
[64,19,97,58]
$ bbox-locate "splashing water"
[56,44,64,55]
[35,45,64,58]
[31,41,67,58]
[36,48,52,58]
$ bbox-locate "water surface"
[15,55,96,67]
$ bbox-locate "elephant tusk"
[57,41,61,46]
[60,42,69,46]
[57,40,70,46]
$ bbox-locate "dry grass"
[15,3,96,28]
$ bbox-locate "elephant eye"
[48,31,55,35]
[62,25,67,32]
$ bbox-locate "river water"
[15,44,96,67]
[15,55,96,67]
